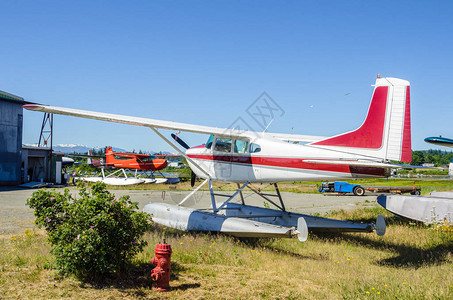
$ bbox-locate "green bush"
[27,182,152,279]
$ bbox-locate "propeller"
[171,133,197,187]
[191,170,196,188]
[171,133,190,150]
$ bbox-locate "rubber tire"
[353,186,365,196]
[412,190,421,195]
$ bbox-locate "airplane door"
[212,137,232,180]
[232,139,254,181]
[250,142,262,181]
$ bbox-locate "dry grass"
[1,207,452,299]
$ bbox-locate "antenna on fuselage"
[262,118,274,133]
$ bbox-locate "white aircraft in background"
[425,136,453,177]
[375,135,453,225]
[24,76,413,241]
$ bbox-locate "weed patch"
[1,206,452,299]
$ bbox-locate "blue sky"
[1,1,452,152]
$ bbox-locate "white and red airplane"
[24,76,411,240]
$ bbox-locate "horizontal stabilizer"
[267,133,327,143]
[302,159,428,169]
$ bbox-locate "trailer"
[318,181,366,196]
[366,186,421,195]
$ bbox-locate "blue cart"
[318,181,366,196]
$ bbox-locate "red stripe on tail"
[400,86,411,163]
[311,86,388,149]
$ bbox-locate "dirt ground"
[0,186,379,234]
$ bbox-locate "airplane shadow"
[311,231,453,269]
[149,225,325,261]
[149,220,453,268]
[264,244,331,261]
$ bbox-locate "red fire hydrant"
[150,240,172,292]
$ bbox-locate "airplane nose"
[158,159,167,168]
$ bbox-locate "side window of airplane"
[114,155,130,160]
[250,143,261,153]
[141,156,157,162]
[205,134,214,149]
[234,139,249,154]
[214,138,232,152]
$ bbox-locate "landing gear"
[144,180,386,240]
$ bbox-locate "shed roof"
[0,90,25,104]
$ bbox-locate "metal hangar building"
[0,90,24,185]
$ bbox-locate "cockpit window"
[141,156,157,162]
[206,134,214,149]
[114,155,131,160]
[214,138,232,152]
[234,139,249,154]
[250,143,261,153]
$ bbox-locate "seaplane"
[375,134,453,225]
[24,76,414,241]
[425,136,453,148]
[72,147,176,185]
[425,136,453,177]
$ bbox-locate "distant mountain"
[50,144,129,154]
[153,151,177,156]
[23,143,176,155]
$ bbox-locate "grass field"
[1,206,452,299]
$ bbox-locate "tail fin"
[311,77,411,162]
[87,149,93,165]
[105,147,114,164]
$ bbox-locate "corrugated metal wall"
[0,92,24,185]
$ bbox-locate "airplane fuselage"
[107,157,168,171]
[104,147,168,171]
[186,135,388,183]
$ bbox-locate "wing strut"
[246,183,286,211]
[149,127,210,178]
[237,183,245,205]
[178,178,209,206]
[215,181,249,213]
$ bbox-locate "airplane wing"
[24,104,260,138]
[424,136,453,148]
[68,153,105,159]
[112,153,150,159]
[24,104,323,142]
[302,159,427,169]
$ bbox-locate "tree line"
[412,149,453,166]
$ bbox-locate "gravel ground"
[0,186,379,234]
